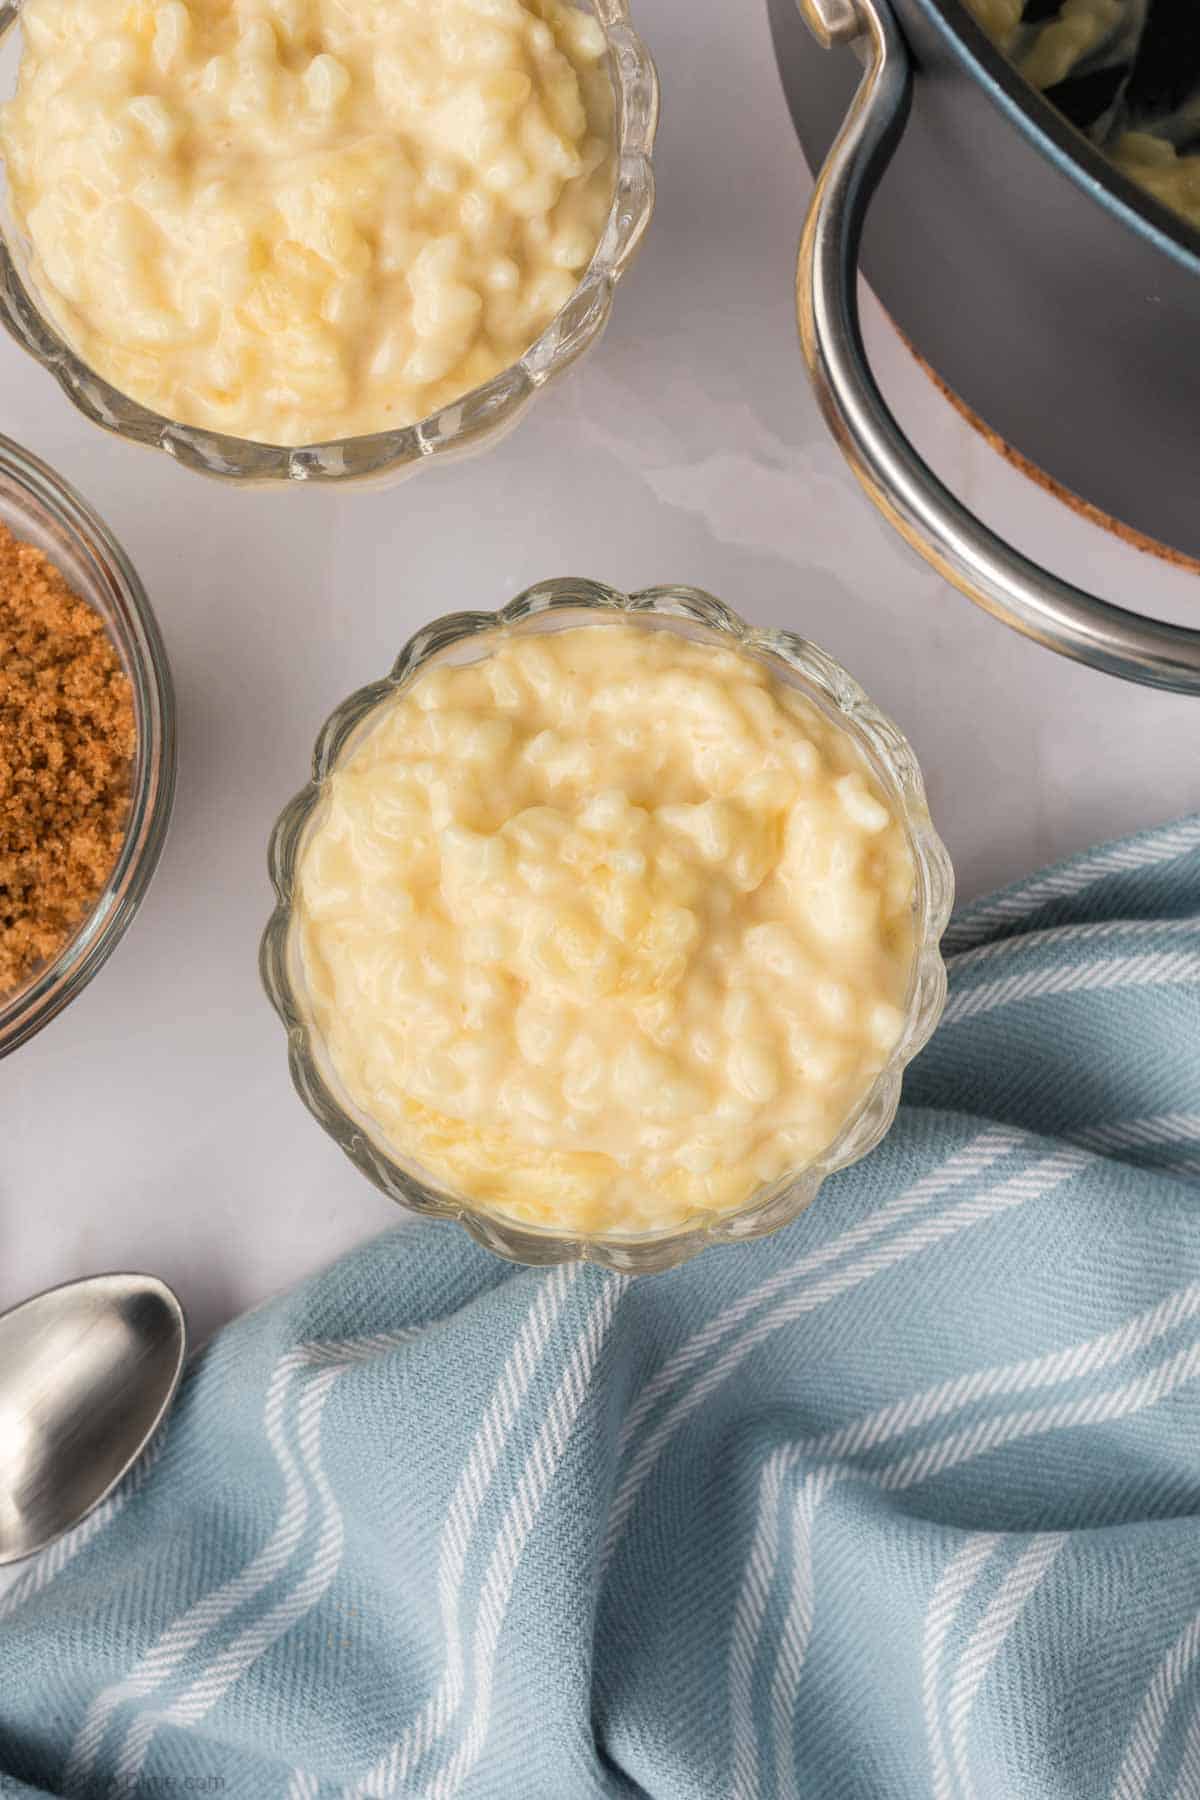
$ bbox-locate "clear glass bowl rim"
[0,431,176,1057]
[261,579,955,1273]
[0,0,659,486]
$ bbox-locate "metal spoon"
[0,1273,186,1565]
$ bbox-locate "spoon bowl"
[0,1273,186,1565]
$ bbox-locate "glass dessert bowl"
[261,579,953,1272]
[0,433,175,1057]
[0,0,658,487]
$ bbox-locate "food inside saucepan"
[291,623,918,1237]
[0,523,134,997]
[0,0,616,446]
[964,0,1200,232]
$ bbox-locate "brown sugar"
[0,522,135,996]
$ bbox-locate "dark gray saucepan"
[769,0,1200,691]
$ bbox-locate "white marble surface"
[3,0,1199,1344]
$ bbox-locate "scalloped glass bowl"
[261,580,954,1271]
[0,433,175,1058]
[0,0,657,486]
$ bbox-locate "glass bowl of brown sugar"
[0,433,175,1057]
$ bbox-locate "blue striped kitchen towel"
[3,816,1200,1800]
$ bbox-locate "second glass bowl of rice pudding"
[262,581,953,1271]
[0,0,656,483]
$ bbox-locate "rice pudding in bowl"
[261,582,952,1271]
[0,0,656,482]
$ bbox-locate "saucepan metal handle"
[796,0,1200,694]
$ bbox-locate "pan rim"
[917,0,1200,279]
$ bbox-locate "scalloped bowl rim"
[261,579,954,1270]
[0,0,658,485]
